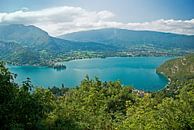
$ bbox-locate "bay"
[7,57,173,91]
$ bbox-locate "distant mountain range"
[60,28,194,50]
[0,24,194,66]
[0,24,116,65]
[0,24,116,53]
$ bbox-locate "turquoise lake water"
[8,57,173,91]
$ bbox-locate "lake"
[7,57,173,91]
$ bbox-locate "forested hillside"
[0,54,194,129]
[155,54,194,98]
[157,54,194,80]
[1,24,194,66]
[0,24,117,66]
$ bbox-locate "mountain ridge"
[0,24,118,65]
[1,24,194,66]
[60,28,194,50]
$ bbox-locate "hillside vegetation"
[60,28,194,50]
[154,54,194,99]
[0,54,194,129]
[157,54,194,81]
[0,24,117,66]
[1,24,194,66]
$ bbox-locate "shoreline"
[155,70,172,92]
[6,56,173,92]
[6,55,174,67]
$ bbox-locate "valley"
[0,24,193,66]
[1,1,194,129]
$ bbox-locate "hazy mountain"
[0,24,50,47]
[0,24,117,53]
[60,28,194,50]
[0,24,118,65]
[1,24,193,65]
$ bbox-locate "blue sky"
[0,0,193,22]
[0,0,193,35]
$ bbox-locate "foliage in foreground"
[0,61,194,130]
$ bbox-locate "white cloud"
[0,6,194,36]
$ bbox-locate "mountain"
[60,28,194,50]
[0,24,117,53]
[0,24,117,65]
[0,41,46,65]
[0,24,50,47]
[1,24,193,66]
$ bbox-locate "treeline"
[0,61,194,129]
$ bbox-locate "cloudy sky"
[0,0,194,36]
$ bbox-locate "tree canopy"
[0,57,194,129]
